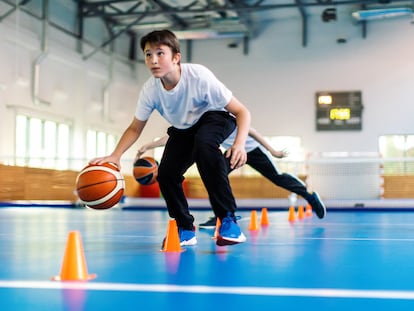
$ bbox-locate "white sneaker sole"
[180,237,197,246]
[216,233,246,246]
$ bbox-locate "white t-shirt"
[221,129,260,153]
[135,63,233,129]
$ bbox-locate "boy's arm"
[224,96,251,169]
[136,135,168,160]
[248,127,288,159]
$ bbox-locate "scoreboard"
[315,91,363,131]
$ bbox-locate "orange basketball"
[75,162,125,210]
[133,157,158,185]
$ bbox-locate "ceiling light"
[352,7,413,21]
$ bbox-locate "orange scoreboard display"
[316,91,363,131]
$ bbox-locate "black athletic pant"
[225,147,311,201]
[157,111,237,230]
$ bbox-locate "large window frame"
[15,114,71,170]
[379,134,414,175]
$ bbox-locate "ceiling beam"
[295,0,308,47]
[80,0,412,18]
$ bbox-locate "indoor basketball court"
[1,204,414,310]
[2,0,414,310]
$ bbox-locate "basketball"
[133,157,158,185]
[75,162,125,210]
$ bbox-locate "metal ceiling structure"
[1,0,413,61]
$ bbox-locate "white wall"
[189,13,414,154]
[1,8,413,172]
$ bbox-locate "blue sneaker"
[309,191,326,219]
[178,227,197,246]
[216,213,246,246]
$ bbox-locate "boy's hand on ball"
[90,155,121,170]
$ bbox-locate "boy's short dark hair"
[140,29,180,54]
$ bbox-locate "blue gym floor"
[1,204,414,310]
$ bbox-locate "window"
[379,135,414,175]
[15,115,71,170]
[86,129,117,159]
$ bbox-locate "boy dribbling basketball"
[90,29,251,247]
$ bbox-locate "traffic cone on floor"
[161,219,183,252]
[213,217,221,240]
[248,210,259,231]
[52,231,97,281]
[288,206,296,222]
[260,207,270,226]
[305,204,313,217]
[297,205,305,220]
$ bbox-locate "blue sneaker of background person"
[216,213,246,246]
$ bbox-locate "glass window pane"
[107,134,116,154]
[96,132,106,156]
[405,136,414,157]
[57,124,70,170]
[43,121,57,168]
[392,136,406,157]
[15,115,27,166]
[265,136,304,175]
[15,114,72,170]
[28,118,42,167]
[379,135,414,175]
[86,130,97,159]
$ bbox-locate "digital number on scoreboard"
[315,91,363,131]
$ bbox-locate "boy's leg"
[246,147,310,197]
[193,111,237,219]
[194,111,246,245]
[157,127,196,230]
[198,151,232,229]
[247,147,326,218]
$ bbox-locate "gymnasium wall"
[192,15,414,154]
[0,8,413,180]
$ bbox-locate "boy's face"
[143,43,180,79]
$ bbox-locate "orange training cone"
[52,231,97,281]
[297,205,305,220]
[161,219,183,252]
[305,204,313,217]
[213,217,221,240]
[288,206,296,222]
[248,210,259,231]
[260,207,270,226]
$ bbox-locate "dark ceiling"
[1,0,413,61]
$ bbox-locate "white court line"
[300,237,414,242]
[1,281,414,300]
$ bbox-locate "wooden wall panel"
[124,175,140,197]
[383,175,414,198]
[184,176,296,199]
[1,165,414,201]
[0,165,25,200]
